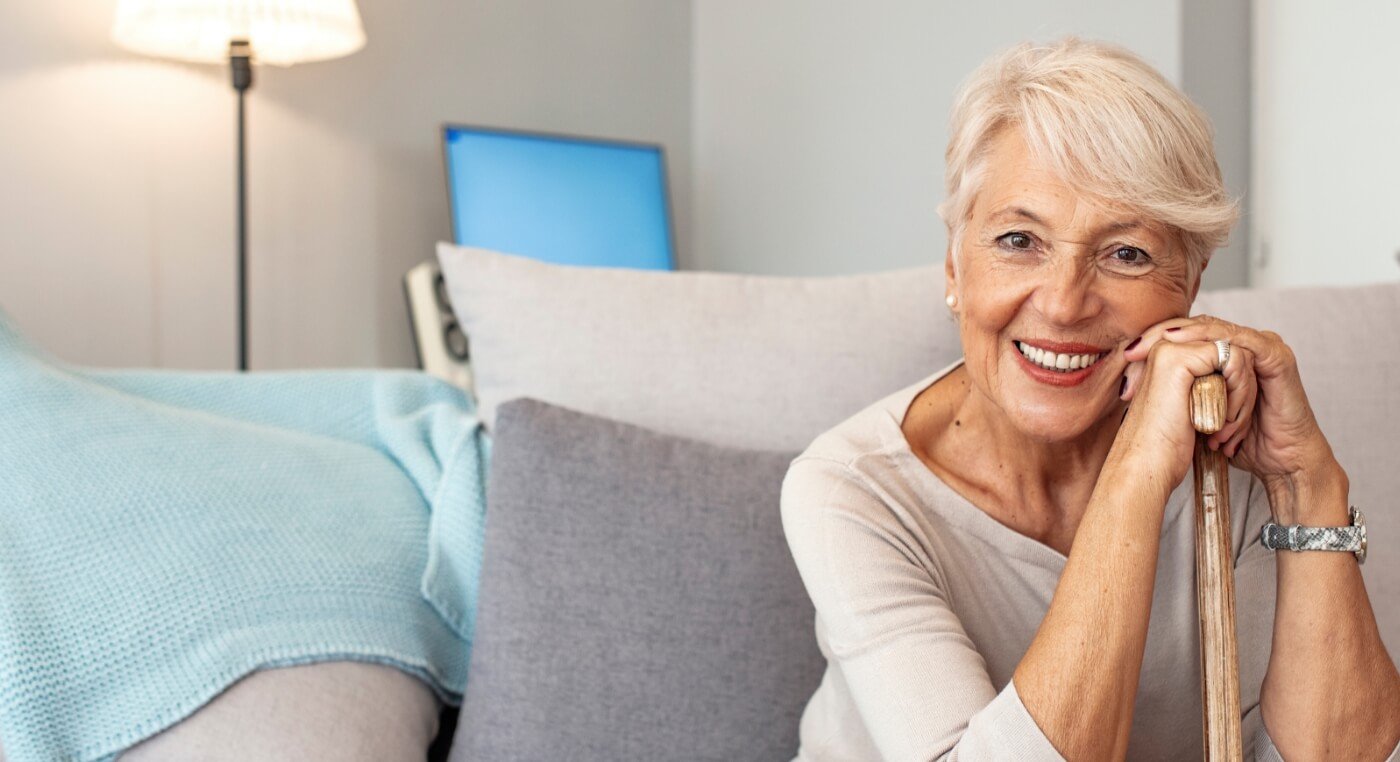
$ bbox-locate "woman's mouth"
[1012,340,1109,387]
[1014,340,1105,372]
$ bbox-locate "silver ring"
[1215,339,1231,371]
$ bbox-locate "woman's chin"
[1002,397,1120,444]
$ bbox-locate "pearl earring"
[946,294,958,309]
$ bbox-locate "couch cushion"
[118,663,439,762]
[449,397,823,761]
[436,242,956,451]
[0,664,440,762]
[1192,281,1400,654]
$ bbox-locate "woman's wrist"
[1100,445,1179,516]
[1263,460,1350,526]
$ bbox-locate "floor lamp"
[112,1,366,371]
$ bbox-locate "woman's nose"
[1033,258,1100,326]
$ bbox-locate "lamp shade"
[112,0,366,66]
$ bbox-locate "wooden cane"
[1190,373,1243,761]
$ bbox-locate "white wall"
[0,2,1267,370]
[1250,1,1400,288]
[0,1,691,369]
[1182,0,1251,292]
[691,1,1186,277]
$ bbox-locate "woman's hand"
[1108,323,1238,489]
[1119,315,1341,510]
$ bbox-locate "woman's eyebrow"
[989,206,1146,235]
[1100,219,1147,234]
[988,206,1045,225]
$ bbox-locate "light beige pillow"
[435,243,959,451]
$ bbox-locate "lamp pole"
[112,2,366,371]
[230,39,252,372]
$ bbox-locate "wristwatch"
[1260,506,1367,564]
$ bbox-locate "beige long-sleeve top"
[782,358,1396,761]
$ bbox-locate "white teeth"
[1016,341,1101,373]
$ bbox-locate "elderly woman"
[781,38,1400,761]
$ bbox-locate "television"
[442,124,676,270]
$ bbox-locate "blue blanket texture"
[0,312,493,761]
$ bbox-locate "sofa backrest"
[436,244,1399,652]
[1193,282,1399,651]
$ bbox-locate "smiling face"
[946,127,1201,443]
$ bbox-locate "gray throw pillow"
[449,398,824,761]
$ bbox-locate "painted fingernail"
[1119,375,1127,397]
[1166,327,1182,333]
[1125,336,1142,351]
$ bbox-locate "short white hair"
[937,37,1239,282]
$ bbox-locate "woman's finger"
[1223,406,1253,457]
[1211,377,1256,451]
[1121,316,1199,366]
[1138,316,1270,452]
[1115,339,1229,465]
[1149,315,1295,381]
[1123,314,1272,404]
[1121,317,1243,402]
[1119,314,1210,400]
[1141,338,1223,390]
[1213,344,1256,444]
[1201,342,1255,450]
[1220,380,1257,456]
[1120,359,1145,401]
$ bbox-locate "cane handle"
[1192,373,1228,435]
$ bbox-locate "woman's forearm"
[1260,462,1400,760]
[1013,454,1175,761]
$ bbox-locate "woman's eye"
[1111,246,1152,266]
[997,232,1034,250]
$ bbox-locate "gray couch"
[427,244,1399,759]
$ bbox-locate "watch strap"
[1260,507,1367,564]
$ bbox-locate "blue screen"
[444,126,674,270]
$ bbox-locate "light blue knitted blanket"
[0,312,492,762]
